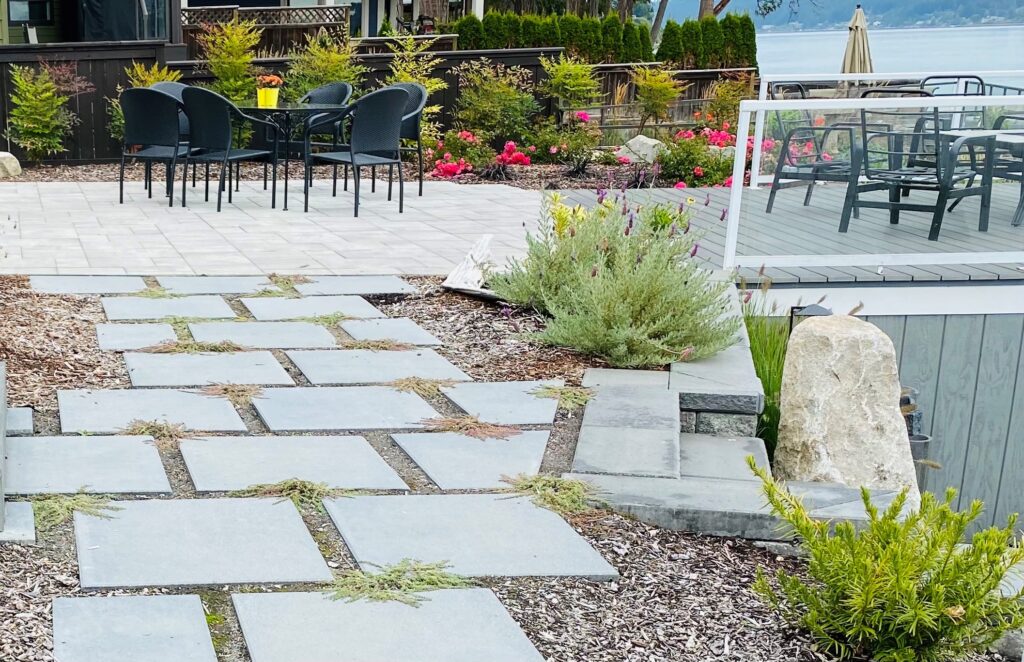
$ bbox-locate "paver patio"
[124,351,294,386]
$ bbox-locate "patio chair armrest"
[237,113,282,138]
[942,134,995,184]
[994,114,1024,130]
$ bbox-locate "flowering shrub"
[495,141,532,166]
[658,123,777,188]
[528,112,602,176]
[453,58,540,144]
[428,129,496,178]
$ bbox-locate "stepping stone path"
[7,406,33,435]
[0,502,34,543]
[30,275,600,661]
[54,595,218,662]
[124,351,294,387]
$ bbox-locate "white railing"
[723,90,1024,270]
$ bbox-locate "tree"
[655,20,683,64]
[651,0,795,44]
[699,14,724,67]
[601,13,623,63]
[621,21,643,63]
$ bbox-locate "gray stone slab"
[102,296,236,321]
[340,317,441,346]
[30,275,146,294]
[253,386,439,431]
[156,276,278,295]
[571,427,679,478]
[679,433,768,481]
[294,275,416,296]
[58,389,247,433]
[97,323,177,351]
[392,432,549,490]
[581,368,670,389]
[287,349,469,385]
[53,595,217,662]
[241,295,384,321]
[189,322,336,349]
[75,498,333,588]
[232,589,545,662]
[694,412,757,437]
[5,436,171,494]
[669,345,764,414]
[581,386,680,431]
[7,406,32,435]
[324,494,617,579]
[440,380,562,425]
[180,436,408,491]
[0,502,35,543]
[125,352,293,387]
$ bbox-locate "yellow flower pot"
[256,87,280,109]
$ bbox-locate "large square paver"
[30,275,146,294]
[58,389,247,433]
[102,296,236,321]
[340,318,441,346]
[53,595,217,662]
[571,427,680,479]
[0,502,35,543]
[324,494,617,579]
[75,498,333,588]
[294,276,416,296]
[253,387,438,431]
[5,436,171,494]
[392,432,548,490]
[287,349,469,385]
[241,296,384,321]
[7,406,33,435]
[441,380,562,425]
[156,276,278,295]
[125,352,293,387]
[189,322,335,349]
[181,436,407,491]
[97,323,177,351]
[232,589,544,662]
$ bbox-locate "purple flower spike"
[720,207,728,221]
[704,194,711,207]
[591,265,599,277]
[690,243,699,257]
[668,222,678,236]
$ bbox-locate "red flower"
[693,166,705,178]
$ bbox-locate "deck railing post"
[748,76,769,190]
[723,106,751,269]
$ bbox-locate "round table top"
[241,102,349,113]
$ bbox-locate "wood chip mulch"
[0,276,128,412]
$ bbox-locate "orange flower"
[257,74,284,88]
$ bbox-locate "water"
[757,24,1024,87]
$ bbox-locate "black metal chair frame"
[390,82,428,197]
[118,87,191,208]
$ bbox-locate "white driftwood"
[442,235,499,301]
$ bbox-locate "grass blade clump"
[503,474,594,516]
[201,383,263,407]
[421,415,520,440]
[328,559,474,606]
[144,340,246,354]
[490,194,740,368]
[531,384,592,411]
[121,419,190,447]
[130,286,181,299]
[740,277,791,460]
[268,273,312,297]
[299,312,352,327]
[339,339,414,352]
[388,377,458,398]
[33,492,121,532]
[230,479,354,512]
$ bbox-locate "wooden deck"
[561,183,1024,284]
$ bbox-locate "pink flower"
[560,143,568,150]
[722,121,730,130]
[675,129,695,141]
[693,166,704,178]
[549,146,559,154]
[674,181,687,189]
[723,176,734,188]
[617,155,631,165]
[443,152,452,161]
[575,111,590,123]
[821,152,833,161]
[528,145,536,152]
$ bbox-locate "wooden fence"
[181,5,351,59]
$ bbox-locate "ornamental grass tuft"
[490,194,739,368]
[33,492,121,532]
[329,559,474,606]
[503,474,595,516]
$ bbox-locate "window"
[9,0,53,24]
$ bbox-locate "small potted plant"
[256,74,283,108]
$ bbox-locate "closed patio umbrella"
[841,4,873,74]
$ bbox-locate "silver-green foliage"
[491,195,739,368]
[750,457,1024,662]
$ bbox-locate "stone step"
[679,433,768,481]
[0,502,34,543]
[670,344,764,415]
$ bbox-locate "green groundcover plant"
[750,457,1024,662]
[491,194,739,367]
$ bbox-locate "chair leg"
[147,162,153,199]
[264,162,268,190]
[192,162,197,188]
[217,161,227,213]
[304,159,311,213]
[398,159,404,214]
[228,162,233,204]
[235,162,241,192]
[928,190,949,241]
[205,163,211,202]
[802,169,818,206]
[417,138,424,196]
[332,163,339,197]
[371,166,376,193]
[119,153,126,204]
[167,156,177,208]
[343,164,349,192]
[270,158,277,210]
[765,159,786,214]
[888,186,901,225]
[388,164,394,201]
[182,157,189,207]
[839,183,859,233]
[353,166,360,217]
[948,175,974,212]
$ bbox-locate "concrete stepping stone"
[232,589,545,662]
[581,385,680,431]
[294,275,416,296]
[679,434,769,481]
[58,389,247,433]
[571,426,679,479]
[53,595,217,662]
[253,387,438,431]
[392,432,549,490]
[241,295,384,321]
[582,368,670,389]
[0,502,35,543]
[125,351,293,387]
[30,275,146,294]
[324,493,617,579]
[440,380,562,425]
[75,498,333,588]
[7,406,32,435]
[5,436,171,494]
[156,276,278,295]
[97,323,176,351]
[102,295,235,321]
[180,436,408,491]
[287,349,469,385]
[340,317,441,346]
[189,322,335,349]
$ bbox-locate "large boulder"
[619,135,665,165]
[774,315,920,505]
[0,152,21,179]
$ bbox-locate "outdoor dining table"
[940,128,1024,226]
[241,102,350,211]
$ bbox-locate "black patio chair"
[390,82,428,196]
[304,86,410,216]
[180,87,280,211]
[149,81,197,188]
[992,113,1024,225]
[839,103,995,241]
[118,87,190,207]
[299,82,353,186]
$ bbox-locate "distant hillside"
[665,0,1024,29]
